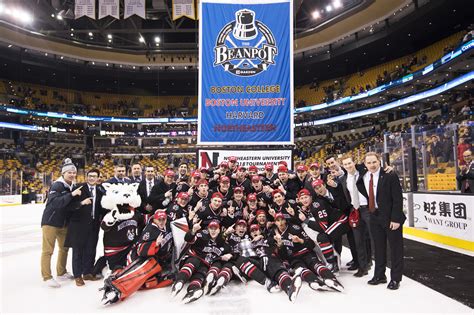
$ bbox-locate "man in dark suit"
[356,152,405,290]
[65,169,104,286]
[130,163,143,183]
[457,150,474,193]
[137,166,158,216]
[107,164,131,184]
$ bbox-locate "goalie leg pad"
[109,257,162,302]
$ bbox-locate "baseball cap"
[274,212,285,220]
[297,189,311,198]
[177,192,190,200]
[256,209,266,217]
[153,210,167,220]
[233,186,244,193]
[248,165,258,172]
[247,193,257,201]
[200,167,207,173]
[192,171,201,178]
[228,156,237,162]
[250,224,260,231]
[278,161,288,167]
[251,175,261,183]
[208,220,220,229]
[312,179,325,187]
[272,189,283,197]
[219,176,230,183]
[164,170,175,177]
[265,163,274,171]
[211,192,224,200]
[220,161,229,168]
[237,166,247,172]
[277,165,288,173]
[197,179,209,186]
[297,165,308,172]
[236,219,247,227]
[310,162,320,169]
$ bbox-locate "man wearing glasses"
[457,150,474,194]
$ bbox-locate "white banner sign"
[412,193,473,242]
[172,0,195,20]
[124,0,146,19]
[197,149,292,171]
[99,0,119,19]
[75,0,96,19]
[0,195,22,206]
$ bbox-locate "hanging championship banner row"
[198,0,293,145]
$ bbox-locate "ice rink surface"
[1,204,472,314]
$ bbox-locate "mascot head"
[101,183,142,211]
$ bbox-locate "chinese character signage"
[198,0,293,145]
[412,193,473,244]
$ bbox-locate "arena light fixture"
[154,36,161,43]
[312,10,320,19]
[326,5,332,12]
[138,36,145,43]
[333,0,342,9]
[88,32,93,37]
[107,34,112,39]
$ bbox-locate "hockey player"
[171,220,232,304]
[189,179,211,208]
[196,192,225,228]
[301,182,350,273]
[269,189,299,224]
[270,213,344,292]
[149,170,177,209]
[166,192,192,222]
[100,210,174,305]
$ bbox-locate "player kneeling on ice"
[100,210,174,305]
[171,219,232,304]
[271,213,344,293]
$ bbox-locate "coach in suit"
[457,150,474,193]
[65,169,104,286]
[356,152,405,290]
[138,166,158,215]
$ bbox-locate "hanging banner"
[198,0,293,145]
[99,0,119,19]
[75,0,96,19]
[172,0,195,20]
[124,0,146,19]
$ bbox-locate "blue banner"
[198,0,293,145]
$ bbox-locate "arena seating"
[295,31,465,106]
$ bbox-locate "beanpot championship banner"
[198,0,293,145]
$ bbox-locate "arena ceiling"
[0,0,472,95]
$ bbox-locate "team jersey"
[269,224,315,260]
[183,230,231,266]
[128,221,174,263]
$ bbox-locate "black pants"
[370,211,404,282]
[353,207,373,269]
[72,230,99,278]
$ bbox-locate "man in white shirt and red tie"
[356,152,405,290]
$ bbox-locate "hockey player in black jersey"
[196,192,225,228]
[189,179,211,208]
[269,189,299,225]
[299,183,350,273]
[209,175,233,205]
[171,220,232,304]
[166,192,192,223]
[271,213,344,292]
[220,186,246,227]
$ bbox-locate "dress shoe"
[367,276,387,285]
[354,268,369,277]
[345,259,355,267]
[75,277,85,286]
[387,280,400,290]
[83,274,100,281]
[347,263,359,271]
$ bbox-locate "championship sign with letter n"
[198,0,293,145]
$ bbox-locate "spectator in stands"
[40,158,82,288]
[458,138,471,165]
[457,150,474,194]
[461,103,471,117]
[429,135,444,164]
[107,164,130,184]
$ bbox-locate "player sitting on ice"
[100,210,174,305]
[302,182,350,273]
[171,219,232,304]
[271,213,344,293]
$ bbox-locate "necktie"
[352,175,360,209]
[90,187,95,219]
[147,180,152,197]
[368,174,375,212]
